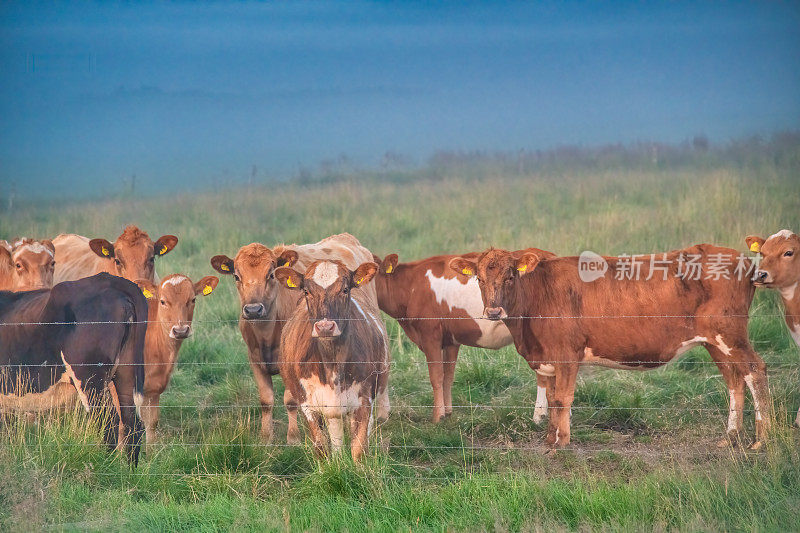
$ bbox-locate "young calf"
[372,248,555,423]
[0,238,56,291]
[451,246,770,449]
[746,229,800,426]
[276,260,390,461]
[130,274,218,451]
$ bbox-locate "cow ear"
[0,240,11,253]
[154,235,178,257]
[745,235,766,254]
[194,275,219,296]
[352,262,378,287]
[275,267,303,290]
[0,245,10,266]
[381,254,399,274]
[89,238,115,259]
[277,249,298,268]
[210,255,235,275]
[448,257,477,278]
[41,239,55,255]
[135,279,158,300]
[516,253,540,275]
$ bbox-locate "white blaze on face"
[12,243,54,260]
[163,275,188,286]
[312,261,340,289]
[424,269,513,349]
[768,229,795,241]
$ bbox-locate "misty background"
[1,2,799,198]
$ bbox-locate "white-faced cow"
[210,233,388,444]
[0,238,56,291]
[450,245,770,449]
[53,226,178,284]
[0,273,146,464]
[131,274,219,453]
[276,260,389,461]
[372,248,555,423]
[747,229,800,426]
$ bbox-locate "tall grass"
[1,155,799,530]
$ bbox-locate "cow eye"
[268,271,275,280]
[785,250,794,257]
[343,286,350,294]
[233,274,241,282]
[114,259,121,266]
[50,261,56,267]
[160,299,166,305]
[191,297,196,304]
[14,263,22,269]
[148,257,155,264]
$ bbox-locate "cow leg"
[140,392,161,455]
[304,411,328,457]
[350,402,372,462]
[442,345,459,418]
[248,360,275,443]
[706,345,745,447]
[107,381,126,452]
[533,371,551,424]
[284,389,301,445]
[327,416,345,454]
[112,371,144,465]
[420,338,446,422]
[546,361,578,448]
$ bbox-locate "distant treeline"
[295,130,800,185]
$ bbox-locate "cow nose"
[170,325,191,339]
[484,307,505,321]
[755,270,769,283]
[313,320,337,337]
[242,303,265,319]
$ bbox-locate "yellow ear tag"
[286,278,298,288]
[462,268,473,276]
[750,242,761,253]
[101,247,110,256]
[142,288,154,299]
[385,265,393,274]
[356,277,364,286]
[202,285,213,296]
[160,245,168,255]
[517,264,527,273]
[220,263,230,272]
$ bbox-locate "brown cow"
[276,260,390,460]
[746,229,800,426]
[0,238,56,291]
[450,245,770,449]
[133,274,219,453]
[210,233,388,444]
[53,226,178,284]
[372,248,555,423]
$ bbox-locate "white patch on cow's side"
[778,282,798,301]
[675,336,708,357]
[744,374,762,421]
[312,261,339,288]
[300,373,363,419]
[163,275,188,286]
[60,351,90,412]
[424,270,513,349]
[12,243,54,259]
[727,390,738,433]
[714,335,733,356]
[533,385,548,423]
[768,229,795,241]
[535,364,555,377]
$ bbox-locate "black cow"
[0,273,147,464]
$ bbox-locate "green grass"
[1,155,800,531]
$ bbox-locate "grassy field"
[1,155,800,531]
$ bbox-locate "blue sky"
[1,2,799,196]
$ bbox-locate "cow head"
[137,274,218,340]
[210,244,298,320]
[747,230,800,292]
[275,260,378,339]
[449,248,541,321]
[89,226,178,282]
[1,238,56,291]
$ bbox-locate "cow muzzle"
[484,307,508,321]
[242,303,266,319]
[170,325,192,340]
[312,319,342,338]
[753,270,772,285]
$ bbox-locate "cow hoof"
[260,431,274,445]
[544,448,558,457]
[286,432,301,446]
[532,414,546,425]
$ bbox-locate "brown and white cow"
[746,229,800,426]
[450,245,770,449]
[372,248,555,423]
[0,238,56,291]
[210,233,387,443]
[53,226,178,284]
[132,274,219,452]
[276,260,390,460]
